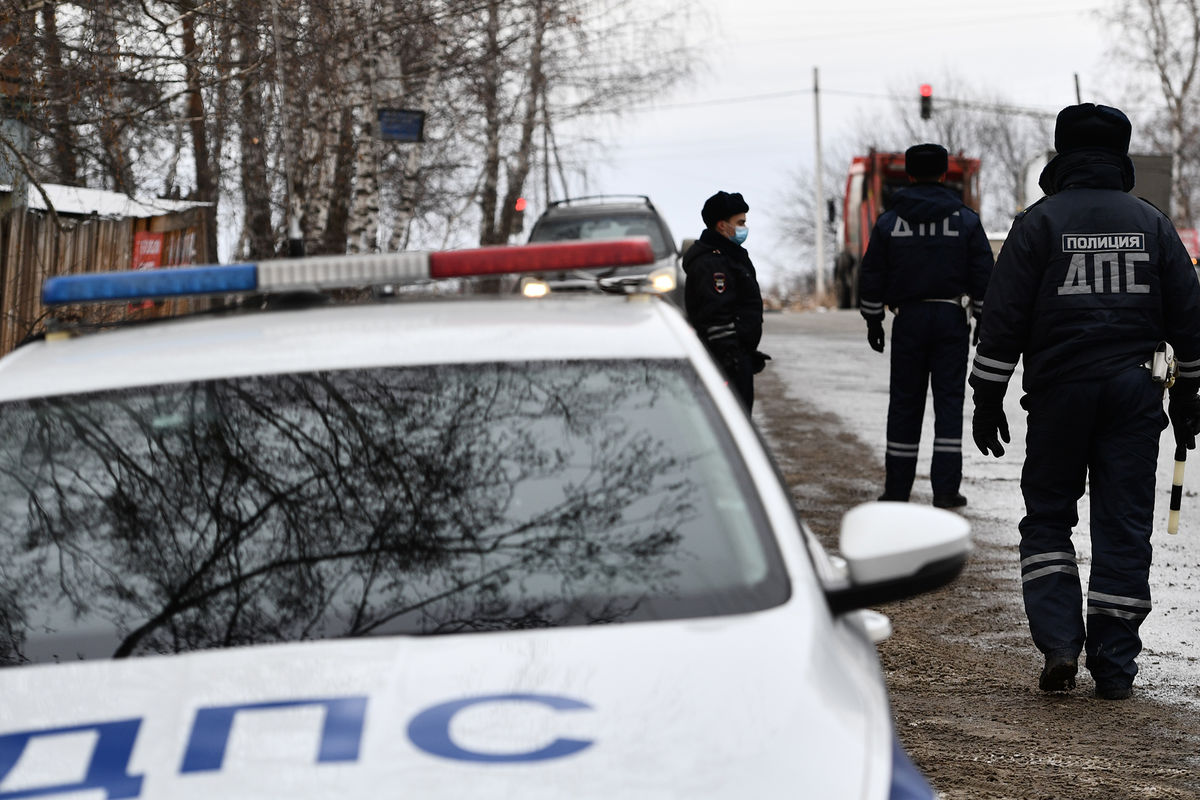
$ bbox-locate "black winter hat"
[1054,103,1131,154]
[904,144,949,179]
[701,191,749,227]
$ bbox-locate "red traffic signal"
[919,84,932,120]
[512,197,526,233]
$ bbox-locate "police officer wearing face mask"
[859,144,995,509]
[971,103,1200,700]
[683,191,768,411]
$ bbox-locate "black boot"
[1094,681,1132,700]
[933,492,967,509]
[1039,650,1078,692]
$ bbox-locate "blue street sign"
[378,109,425,143]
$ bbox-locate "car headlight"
[646,267,677,294]
[521,278,550,298]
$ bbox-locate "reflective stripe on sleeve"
[705,323,737,342]
[974,355,1018,371]
[1176,356,1200,379]
[971,365,1010,382]
[971,353,1017,384]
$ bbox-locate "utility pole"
[812,67,826,299]
[1074,73,1081,104]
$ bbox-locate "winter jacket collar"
[696,227,753,266]
[890,182,964,224]
[1038,148,1135,195]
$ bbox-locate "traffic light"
[920,84,932,120]
[513,197,526,233]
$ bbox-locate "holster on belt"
[1145,341,1177,388]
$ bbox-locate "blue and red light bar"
[42,239,656,306]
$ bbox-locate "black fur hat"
[701,191,749,227]
[904,144,949,179]
[1054,103,1131,154]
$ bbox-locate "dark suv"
[526,195,683,301]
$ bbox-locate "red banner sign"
[132,232,164,270]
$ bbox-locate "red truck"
[833,150,982,308]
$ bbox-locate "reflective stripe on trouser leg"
[929,307,968,495]
[1019,385,1091,658]
[1082,368,1163,686]
[884,441,919,499]
[1021,550,1083,656]
[885,311,929,499]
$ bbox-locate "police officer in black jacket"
[971,103,1200,700]
[683,191,768,411]
[859,144,994,508]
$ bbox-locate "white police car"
[0,240,966,799]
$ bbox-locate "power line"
[623,87,1060,118]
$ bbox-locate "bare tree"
[1110,0,1200,226]
[4,0,693,265]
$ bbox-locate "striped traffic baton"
[1169,445,1187,535]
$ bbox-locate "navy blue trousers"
[1019,368,1166,686]
[884,303,969,498]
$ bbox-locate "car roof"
[537,197,661,219]
[0,295,696,402]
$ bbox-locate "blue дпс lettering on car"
[0,693,594,800]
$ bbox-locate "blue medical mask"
[730,226,748,245]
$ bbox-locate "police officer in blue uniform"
[683,191,767,411]
[859,144,994,508]
[971,104,1200,700]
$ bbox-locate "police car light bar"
[41,239,656,306]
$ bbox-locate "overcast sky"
[557,0,1117,289]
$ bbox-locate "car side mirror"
[824,502,971,614]
[681,238,695,255]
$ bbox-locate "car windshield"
[531,212,672,259]
[0,360,788,665]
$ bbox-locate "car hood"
[0,608,890,799]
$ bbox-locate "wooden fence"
[0,207,211,357]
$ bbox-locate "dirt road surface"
[755,310,1200,800]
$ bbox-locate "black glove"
[972,394,1010,458]
[866,319,885,353]
[751,351,771,374]
[1168,391,1200,450]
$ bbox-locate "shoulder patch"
[713,272,727,293]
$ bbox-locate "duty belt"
[894,295,970,316]
[923,296,970,307]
